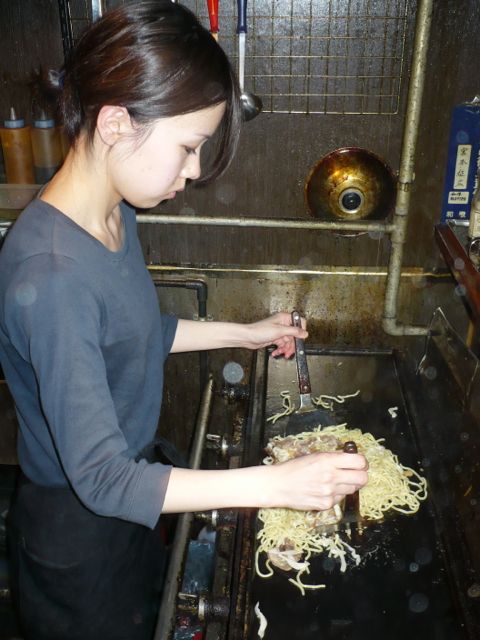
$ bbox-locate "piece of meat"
[267,539,304,571]
[264,432,344,533]
[306,506,341,528]
[266,433,340,463]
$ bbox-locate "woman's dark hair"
[58,1,241,184]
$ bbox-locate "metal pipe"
[0,215,394,233]
[153,279,209,390]
[153,376,215,640]
[137,214,394,233]
[382,0,434,337]
[154,279,208,319]
[148,264,449,280]
[57,0,74,59]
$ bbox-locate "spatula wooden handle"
[344,440,360,516]
[292,310,311,395]
[343,440,358,454]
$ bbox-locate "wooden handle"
[292,310,311,395]
[344,440,360,517]
[343,440,358,454]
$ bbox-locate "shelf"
[0,184,41,221]
[435,223,480,323]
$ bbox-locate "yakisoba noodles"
[256,506,360,595]
[256,422,428,594]
[266,389,361,425]
[320,425,428,519]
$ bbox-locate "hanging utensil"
[91,0,104,21]
[206,0,219,41]
[236,0,262,121]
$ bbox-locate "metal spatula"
[316,441,364,536]
[284,311,336,434]
[341,441,362,529]
[292,310,316,413]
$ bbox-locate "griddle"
[226,319,480,640]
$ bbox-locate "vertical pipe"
[153,376,215,640]
[57,0,74,59]
[382,0,434,336]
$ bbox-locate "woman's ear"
[96,105,133,146]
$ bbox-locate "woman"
[0,3,368,639]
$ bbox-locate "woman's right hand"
[162,451,368,514]
[264,451,369,511]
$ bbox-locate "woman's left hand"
[244,312,308,358]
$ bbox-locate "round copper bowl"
[305,147,396,221]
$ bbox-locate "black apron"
[6,439,184,640]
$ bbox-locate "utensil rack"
[192,0,414,116]
[59,0,415,116]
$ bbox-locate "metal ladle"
[237,0,262,121]
[90,0,104,20]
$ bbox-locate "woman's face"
[108,101,226,209]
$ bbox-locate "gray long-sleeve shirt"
[0,199,177,528]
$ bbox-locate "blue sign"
[441,100,480,222]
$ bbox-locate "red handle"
[207,0,219,34]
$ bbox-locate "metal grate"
[60,0,414,116]
[58,0,126,53]
[65,0,94,40]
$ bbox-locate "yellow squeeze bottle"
[0,108,35,184]
[31,114,63,183]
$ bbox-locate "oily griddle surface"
[245,351,467,640]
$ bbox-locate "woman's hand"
[170,312,306,355]
[264,451,369,511]
[244,312,308,358]
[163,451,368,514]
